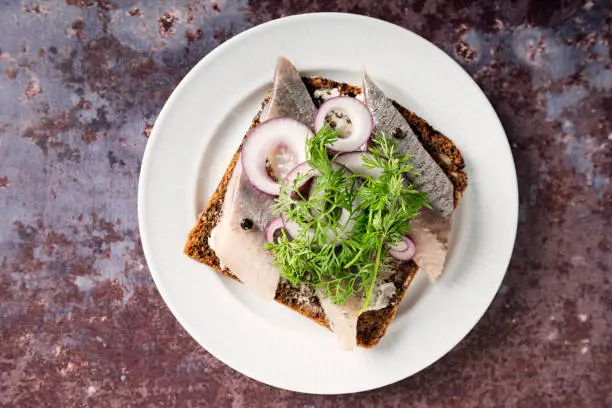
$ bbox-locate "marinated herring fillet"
[317,290,362,350]
[262,56,317,126]
[362,72,455,217]
[362,72,455,281]
[411,210,452,282]
[208,162,278,298]
[208,57,317,300]
[185,66,468,348]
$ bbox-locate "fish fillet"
[263,57,317,126]
[317,290,362,350]
[208,57,317,299]
[209,163,279,298]
[410,210,452,282]
[361,71,455,217]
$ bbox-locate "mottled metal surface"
[0,0,610,406]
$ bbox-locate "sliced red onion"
[241,118,313,196]
[282,161,318,196]
[265,216,285,243]
[335,152,383,178]
[388,236,416,261]
[389,238,408,252]
[281,212,314,241]
[314,96,373,152]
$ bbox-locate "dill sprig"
[265,126,429,313]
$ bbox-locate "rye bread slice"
[184,77,467,348]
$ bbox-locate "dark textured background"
[0,1,610,407]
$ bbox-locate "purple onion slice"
[241,118,313,196]
[314,96,373,152]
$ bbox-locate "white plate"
[138,13,518,394]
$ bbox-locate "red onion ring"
[314,97,373,152]
[388,236,416,261]
[241,118,313,196]
[389,238,408,252]
[265,216,285,243]
[282,162,319,197]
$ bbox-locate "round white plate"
[138,13,518,394]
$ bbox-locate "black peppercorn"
[240,218,253,230]
[392,127,405,139]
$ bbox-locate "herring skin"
[262,56,317,127]
[361,71,455,217]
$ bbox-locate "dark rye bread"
[185,77,467,348]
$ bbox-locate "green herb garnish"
[265,126,429,313]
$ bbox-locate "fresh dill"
[265,125,429,313]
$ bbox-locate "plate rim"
[138,12,519,394]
